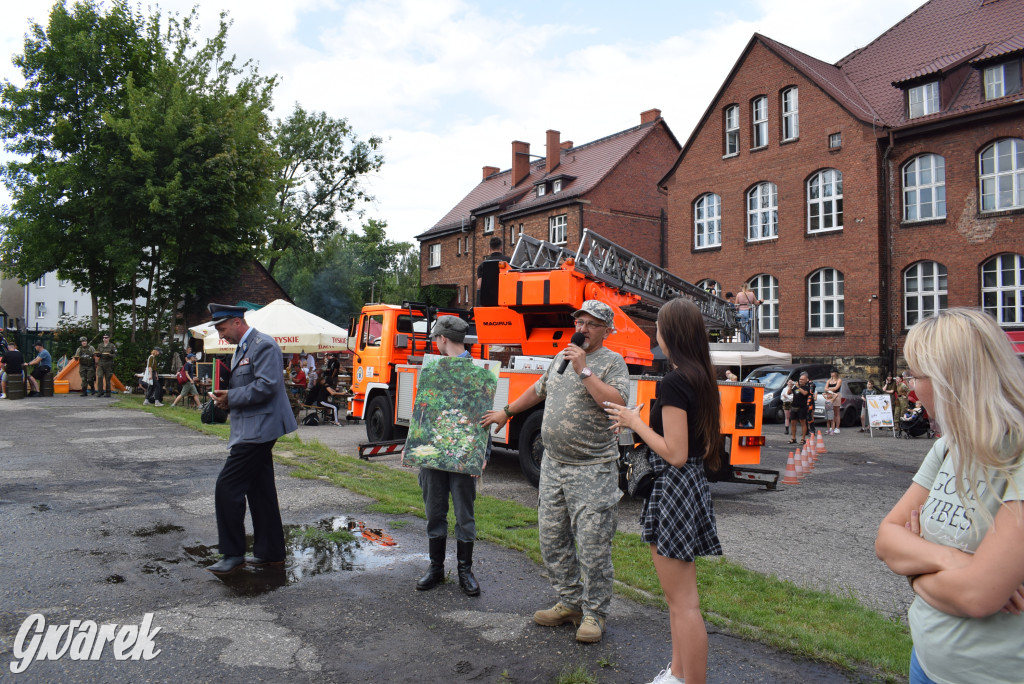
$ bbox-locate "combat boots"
[456,540,480,596]
[416,536,446,591]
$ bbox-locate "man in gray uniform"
[207,304,298,575]
[482,300,628,643]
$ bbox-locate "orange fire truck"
[347,230,776,489]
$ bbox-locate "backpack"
[176,366,189,385]
[301,413,320,426]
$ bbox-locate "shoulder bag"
[618,444,656,499]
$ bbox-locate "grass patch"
[119,394,912,680]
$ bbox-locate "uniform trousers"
[538,455,620,619]
[419,467,476,542]
[215,439,285,560]
[97,362,113,393]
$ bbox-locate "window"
[980,138,1024,211]
[724,105,739,156]
[696,279,721,298]
[782,88,798,140]
[73,301,78,315]
[58,301,66,317]
[984,61,1022,100]
[456,237,462,255]
[517,224,524,243]
[58,278,66,287]
[829,132,842,149]
[428,243,441,268]
[464,286,469,304]
[908,81,939,118]
[35,275,45,287]
[904,261,948,327]
[549,214,567,244]
[903,154,946,221]
[483,216,495,234]
[752,97,768,148]
[464,237,470,255]
[747,182,778,241]
[981,253,1024,325]
[553,179,562,193]
[749,274,779,333]
[537,185,546,197]
[35,302,46,319]
[808,268,844,330]
[807,169,843,233]
[694,193,722,249]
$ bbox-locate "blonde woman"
[875,308,1024,683]
[734,283,761,343]
[823,370,843,434]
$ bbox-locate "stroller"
[897,407,933,438]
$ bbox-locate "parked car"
[743,363,834,423]
[812,377,868,427]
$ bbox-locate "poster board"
[402,354,500,476]
[866,393,894,435]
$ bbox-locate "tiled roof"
[891,45,984,85]
[970,33,1024,63]
[417,120,667,240]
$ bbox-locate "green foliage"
[419,284,458,308]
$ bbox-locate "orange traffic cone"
[816,429,827,453]
[804,442,815,472]
[795,447,806,479]
[782,452,800,485]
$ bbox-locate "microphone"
[557,332,587,374]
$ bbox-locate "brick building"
[417,110,681,306]
[660,0,1024,375]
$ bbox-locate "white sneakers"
[154,401,164,407]
[834,428,840,434]
[142,400,152,405]
[648,664,685,684]
[0,393,5,399]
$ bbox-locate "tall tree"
[265,105,384,275]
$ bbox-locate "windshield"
[743,369,789,392]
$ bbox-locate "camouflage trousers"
[537,454,621,620]
[97,362,114,393]
[79,364,95,389]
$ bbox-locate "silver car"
[813,378,868,427]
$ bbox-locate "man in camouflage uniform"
[95,333,116,397]
[74,336,97,397]
[482,300,628,643]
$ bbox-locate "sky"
[0,0,927,246]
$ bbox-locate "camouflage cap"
[430,316,469,343]
[572,300,615,326]
[80,336,88,342]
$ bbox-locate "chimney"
[640,108,662,124]
[512,140,531,186]
[560,141,573,150]
[545,129,560,174]
[482,166,499,180]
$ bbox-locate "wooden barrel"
[41,375,54,397]
[7,376,26,400]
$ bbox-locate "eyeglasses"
[903,372,927,385]
[574,320,606,330]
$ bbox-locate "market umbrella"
[188,299,349,354]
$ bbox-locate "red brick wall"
[664,42,884,362]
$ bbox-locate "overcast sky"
[1,0,925,246]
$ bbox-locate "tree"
[264,105,384,276]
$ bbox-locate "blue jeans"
[910,649,938,684]
[737,309,751,342]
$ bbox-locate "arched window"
[694,193,722,249]
[902,154,946,221]
[808,268,844,330]
[748,274,779,333]
[980,138,1024,211]
[696,279,721,298]
[981,253,1024,325]
[747,182,778,241]
[904,261,947,327]
[807,169,843,233]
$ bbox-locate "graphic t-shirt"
[908,437,1024,684]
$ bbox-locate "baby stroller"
[896,408,933,438]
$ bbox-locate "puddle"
[183,516,415,596]
[133,523,186,537]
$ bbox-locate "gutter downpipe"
[881,129,895,373]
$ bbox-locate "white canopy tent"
[189,299,349,354]
[710,346,792,369]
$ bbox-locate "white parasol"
[188,299,349,354]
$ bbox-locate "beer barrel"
[7,376,26,400]
[41,375,54,397]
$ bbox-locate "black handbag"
[201,399,228,424]
[619,444,656,498]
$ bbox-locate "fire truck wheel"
[517,411,544,488]
[365,395,395,442]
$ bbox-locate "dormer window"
[537,185,546,197]
[552,179,562,193]
[983,60,1022,100]
[908,81,939,118]
[483,215,495,233]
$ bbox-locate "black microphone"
[557,332,587,374]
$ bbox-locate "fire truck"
[346,230,776,489]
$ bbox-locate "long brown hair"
[657,298,721,470]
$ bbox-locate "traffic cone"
[795,448,805,479]
[816,429,827,453]
[804,442,815,472]
[782,452,800,485]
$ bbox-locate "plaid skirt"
[641,457,722,561]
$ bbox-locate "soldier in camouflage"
[74,337,97,397]
[482,300,628,644]
[95,333,117,397]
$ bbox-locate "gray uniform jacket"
[226,327,298,448]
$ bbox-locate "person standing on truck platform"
[415,315,485,596]
[476,236,511,304]
[482,299,629,644]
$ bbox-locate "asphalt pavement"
[0,395,923,683]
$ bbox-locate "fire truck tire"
[365,395,395,442]
[517,411,544,488]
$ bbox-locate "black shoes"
[416,537,447,591]
[247,557,285,567]
[457,540,480,597]
[207,556,245,575]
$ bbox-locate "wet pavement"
[0,395,909,682]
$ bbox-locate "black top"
[649,370,704,464]
[477,253,511,278]
[2,349,24,374]
[305,384,328,405]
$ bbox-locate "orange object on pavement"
[816,430,826,453]
[782,452,800,485]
